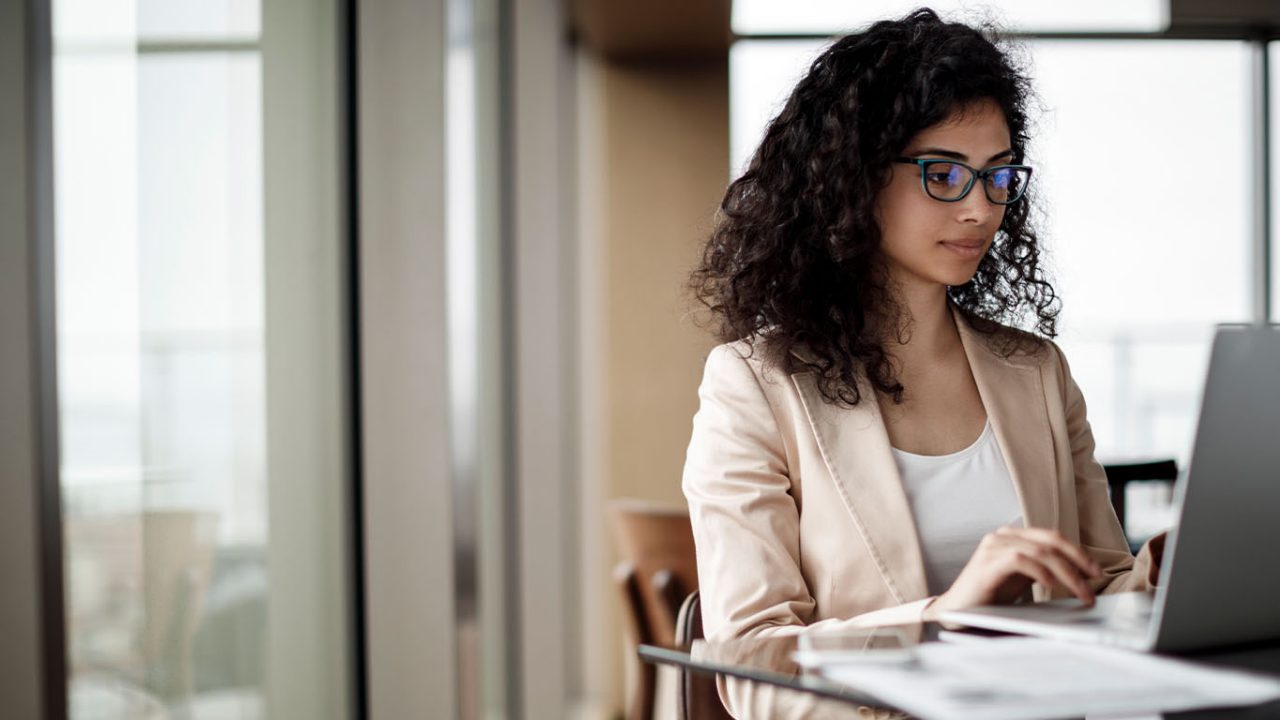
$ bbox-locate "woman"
[684,7,1163,658]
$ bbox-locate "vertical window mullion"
[1251,38,1272,323]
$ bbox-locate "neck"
[881,275,960,361]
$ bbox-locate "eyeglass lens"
[923,162,1028,204]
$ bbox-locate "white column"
[358,0,458,717]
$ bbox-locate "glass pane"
[53,0,260,43]
[729,39,827,176]
[138,0,261,41]
[732,0,1168,37]
[53,2,351,717]
[1030,40,1252,466]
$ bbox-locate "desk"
[639,624,1280,718]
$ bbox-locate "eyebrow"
[911,147,1015,163]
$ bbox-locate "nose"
[956,181,1002,225]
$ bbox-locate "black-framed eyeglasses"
[893,157,1033,205]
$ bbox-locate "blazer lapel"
[790,367,929,604]
[953,307,1058,531]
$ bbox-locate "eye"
[924,163,964,187]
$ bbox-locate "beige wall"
[604,60,726,505]
[578,53,728,716]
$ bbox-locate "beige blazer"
[682,306,1157,646]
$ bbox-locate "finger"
[1003,527,1099,574]
[998,536,1096,597]
[1000,527,1102,578]
[1005,554,1060,593]
[995,531,1094,578]
[1011,546,1096,605]
[1011,553,1093,605]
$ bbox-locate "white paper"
[818,638,1280,720]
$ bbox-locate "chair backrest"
[674,589,703,648]
[609,499,698,649]
[609,499,699,720]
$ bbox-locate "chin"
[886,251,983,290]
[935,268,981,287]
[928,247,988,287]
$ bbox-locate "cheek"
[877,184,930,236]
[879,195,938,253]
[878,222,934,275]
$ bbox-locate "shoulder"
[698,338,799,406]
[957,309,1060,370]
[960,313,1086,408]
[701,340,769,390]
[702,335,791,380]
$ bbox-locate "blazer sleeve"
[683,344,935,644]
[1052,342,1159,594]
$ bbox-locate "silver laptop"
[941,324,1280,652]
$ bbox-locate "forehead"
[908,99,1011,150]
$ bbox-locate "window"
[54,1,354,716]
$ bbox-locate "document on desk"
[818,638,1280,720]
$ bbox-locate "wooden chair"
[674,590,732,720]
[609,500,700,720]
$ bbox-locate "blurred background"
[2,0,1278,718]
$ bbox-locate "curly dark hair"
[690,7,1059,406]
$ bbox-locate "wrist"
[921,594,945,622]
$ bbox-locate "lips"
[940,239,987,259]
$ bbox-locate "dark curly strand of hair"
[690,8,1059,406]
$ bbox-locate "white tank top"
[890,419,1025,596]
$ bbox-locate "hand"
[922,527,1103,621]
[1144,530,1169,586]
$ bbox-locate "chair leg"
[629,661,655,720]
[676,666,690,720]
[652,570,684,647]
[616,563,657,720]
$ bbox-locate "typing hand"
[922,527,1103,621]
[1145,530,1169,587]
